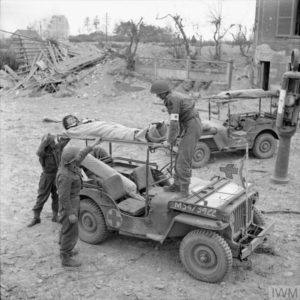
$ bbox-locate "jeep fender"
[161,213,229,243]
[80,187,117,209]
[200,135,226,151]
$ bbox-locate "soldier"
[150,80,202,196]
[57,137,102,267]
[27,134,70,227]
[61,114,167,143]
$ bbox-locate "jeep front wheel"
[79,198,108,244]
[180,229,232,283]
[252,133,276,159]
[192,142,211,168]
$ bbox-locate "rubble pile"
[1,40,109,94]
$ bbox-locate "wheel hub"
[82,212,96,232]
[193,245,216,268]
[195,150,204,161]
[260,141,270,152]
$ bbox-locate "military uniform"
[164,91,202,188]
[57,146,93,261]
[28,135,69,226]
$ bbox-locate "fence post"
[227,60,233,90]
[154,58,158,79]
[186,57,190,79]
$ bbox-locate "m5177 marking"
[169,201,217,218]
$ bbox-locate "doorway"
[260,61,270,90]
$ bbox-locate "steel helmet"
[146,122,168,143]
[62,115,80,130]
[150,80,170,95]
[61,146,80,165]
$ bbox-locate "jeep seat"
[130,165,155,191]
[102,174,146,216]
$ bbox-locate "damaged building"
[254,0,300,90]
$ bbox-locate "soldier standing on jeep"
[150,80,202,196]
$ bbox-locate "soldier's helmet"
[146,122,168,143]
[61,146,80,165]
[150,80,170,95]
[62,115,80,130]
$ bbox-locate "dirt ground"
[1,61,300,300]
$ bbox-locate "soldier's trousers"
[174,117,202,186]
[59,210,79,257]
[33,172,58,214]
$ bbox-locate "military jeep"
[192,89,279,167]
[78,140,274,283]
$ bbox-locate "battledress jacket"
[163,91,199,144]
[56,146,92,217]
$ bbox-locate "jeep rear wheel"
[252,133,276,159]
[180,229,232,283]
[79,198,108,244]
[192,142,211,168]
[253,207,265,226]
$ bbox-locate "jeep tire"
[79,198,108,244]
[180,229,232,283]
[192,142,211,168]
[252,133,276,159]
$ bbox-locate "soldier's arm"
[36,134,52,157]
[57,136,70,151]
[74,146,93,165]
[74,137,102,165]
[166,98,180,145]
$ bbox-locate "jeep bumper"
[240,221,275,259]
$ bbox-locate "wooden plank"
[3,65,20,81]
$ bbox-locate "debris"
[4,32,109,95]
[154,284,165,290]
[283,271,294,277]
[254,244,279,256]
[262,210,300,215]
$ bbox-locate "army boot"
[70,249,79,257]
[164,183,181,193]
[51,212,58,222]
[181,184,190,198]
[61,254,81,267]
[27,211,41,227]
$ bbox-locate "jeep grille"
[233,198,252,234]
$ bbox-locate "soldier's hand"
[68,214,78,224]
[162,141,170,148]
[92,137,102,147]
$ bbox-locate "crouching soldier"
[57,138,102,267]
[28,134,70,227]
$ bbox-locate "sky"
[0,0,256,39]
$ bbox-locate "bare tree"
[157,14,190,58]
[84,17,91,34]
[208,8,234,60]
[114,18,144,70]
[230,24,253,57]
[192,23,204,56]
[93,16,100,32]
